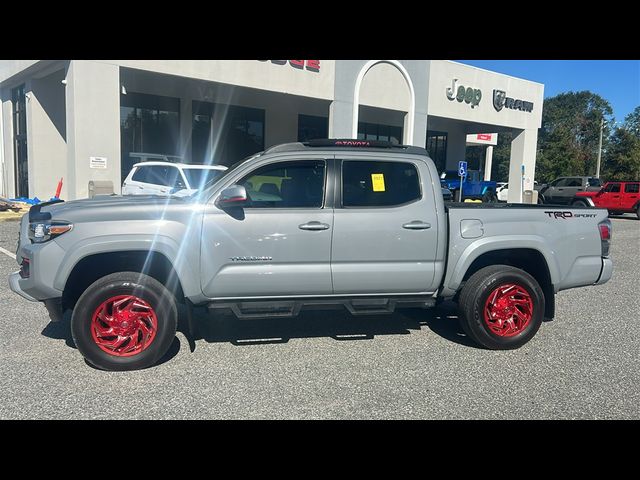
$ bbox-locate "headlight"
[28,221,73,243]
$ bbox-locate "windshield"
[183,168,225,191]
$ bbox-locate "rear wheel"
[458,265,544,350]
[636,205,640,220]
[71,272,177,371]
[572,199,588,207]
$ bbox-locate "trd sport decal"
[544,211,597,219]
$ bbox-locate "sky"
[457,60,639,123]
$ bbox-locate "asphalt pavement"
[0,215,638,419]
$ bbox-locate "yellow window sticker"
[371,173,386,192]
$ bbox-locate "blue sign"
[458,161,468,177]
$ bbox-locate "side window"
[238,160,326,208]
[145,166,170,186]
[588,177,602,187]
[624,183,639,193]
[342,160,421,207]
[131,167,148,183]
[165,167,185,188]
[566,178,582,187]
[605,183,621,193]
[551,178,566,187]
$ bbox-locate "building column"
[412,111,427,148]
[65,60,121,199]
[328,100,354,138]
[483,146,494,181]
[507,129,538,203]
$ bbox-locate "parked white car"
[496,182,509,201]
[122,162,227,197]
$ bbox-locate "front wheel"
[71,272,178,371]
[458,265,545,350]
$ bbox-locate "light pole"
[595,117,604,178]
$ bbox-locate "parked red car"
[573,181,640,219]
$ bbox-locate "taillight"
[598,221,612,257]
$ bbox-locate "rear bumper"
[595,257,613,285]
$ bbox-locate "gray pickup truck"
[9,140,613,371]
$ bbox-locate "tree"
[536,91,613,182]
[602,126,640,181]
[623,106,640,137]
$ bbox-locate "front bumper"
[9,271,38,302]
[595,257,613,285]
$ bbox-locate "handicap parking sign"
[458,161,468,177]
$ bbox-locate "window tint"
[624,183,639,193]
[566,178,582,187]
[131,167,148,183]
[588,177,602,187]
[550,178,565,187]
[342,161,421,207]
[238,160,325,208]
[605,183,621,193]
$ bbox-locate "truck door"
[556,177,583,204]
[622,183,639,210]
[200,157,334,298]
[331,157,440,294]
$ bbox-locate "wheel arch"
[62,250,186,311]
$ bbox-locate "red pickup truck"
[573,181,640,219]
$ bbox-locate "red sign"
[477,134,492,141]
[259,60,320,73]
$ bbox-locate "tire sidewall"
[71,274,177,371]
[467,270,544,349]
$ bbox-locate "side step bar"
[208,296,436,320]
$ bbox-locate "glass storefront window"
[426,130,448,173]
[298,114,328,142]
[120,92,180,181]
[357,122,402,144]
[192,101,264,166]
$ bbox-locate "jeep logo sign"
[446,78,482,109]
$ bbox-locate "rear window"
[342,160,421,207]
[131,167,149,183]
[625,183,639,193]
[588,177,602,187]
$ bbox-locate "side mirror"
[215,185,248,208]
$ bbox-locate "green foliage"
[602,127,640,181]
[623,106,640,138]
[536,91,613,182]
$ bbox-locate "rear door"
[331,156,440,294]
[555,177,583,204]
[622,183,640,211]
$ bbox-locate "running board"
[208,296,436,320]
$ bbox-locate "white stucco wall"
[359,62,411,112]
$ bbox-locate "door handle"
[403,221,431,230]
[299,221,330,231]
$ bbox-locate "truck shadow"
[181,300,479,350]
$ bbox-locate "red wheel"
[72,272,177,370]
[458,265,545,349]
[483,283,533,337]
[91,295,158,357]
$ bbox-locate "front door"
[331,157,440,294]
[201,158,333,298]
[601,182,622,209]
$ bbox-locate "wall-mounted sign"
[89,156,107,169]
[258,60,320,73]
[446,78,482,109]
[493,90,534,113]
[466,133,498,146]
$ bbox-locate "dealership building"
[0,60,543,202]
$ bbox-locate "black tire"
[537,195,545,205]
[572,199,588,207]
[71,272,177,371]
[636,205,640,220]
[458,265,545,350]
[482,190,497,203]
